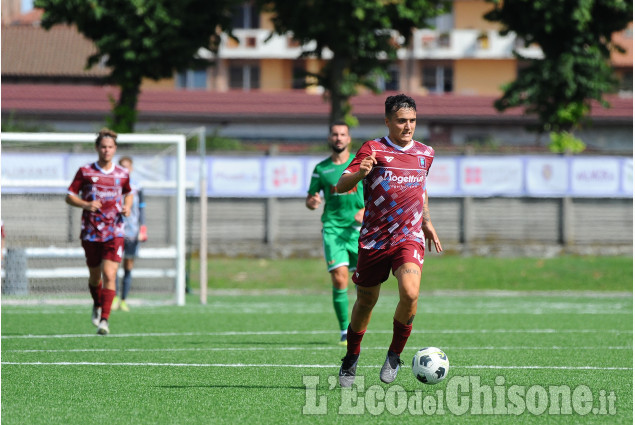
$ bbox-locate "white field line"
[1,361,631,371]
[2,328,632,339]
[4,345,632,354]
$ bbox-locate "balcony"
[219,29,310,59]
[411,29,543,60]
[218,28,543,61]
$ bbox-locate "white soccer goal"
[1,132,187,306]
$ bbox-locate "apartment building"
[2,1,632,150]
[184,1,631,97]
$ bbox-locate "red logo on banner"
[465,167,482,184]
[273,165,298,188]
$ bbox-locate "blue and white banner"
[2,153,632,198]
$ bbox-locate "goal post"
[1,132,187,306]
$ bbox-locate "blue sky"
[22,0,33,13]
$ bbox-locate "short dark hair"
[95,128,118,146]
[385,94,416,118]
[329,120,349,132]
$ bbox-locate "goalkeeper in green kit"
[306,121,364,345]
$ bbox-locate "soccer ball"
[411,347,449,384]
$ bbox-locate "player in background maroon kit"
[66,128,133,335]
[336,94,443,386]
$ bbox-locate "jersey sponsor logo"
[383,170,425,184]
[97,189,120,198]
[385,156,394,163]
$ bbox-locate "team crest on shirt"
[418,157,426,168]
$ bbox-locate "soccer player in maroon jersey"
[66,128,133,335]
[336,94,443,386]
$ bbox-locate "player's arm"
[122,192,133,217]
[336,152,376,193]
[421,189,443,253]
[305,193,322,210]
[138,189,148,242]
[306,169,323,210]
[65,193,101,212]
[354,207,365,224]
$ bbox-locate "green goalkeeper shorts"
[322,225,360,272]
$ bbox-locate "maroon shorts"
[352,241,425,287]
[82,238,124,268]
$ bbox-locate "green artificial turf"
[2,291,632,424]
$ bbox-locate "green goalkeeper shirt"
[308,156,364,229]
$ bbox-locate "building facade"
[2,1,632,152]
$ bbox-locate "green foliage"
[260,0,450,124]
[1,112,55,132]
[184,135,245,151]
[35,0,240,132]
[548,131,586,154]
[485,0,632,134]
[106,92,138,133]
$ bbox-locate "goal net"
[1,132,187,305]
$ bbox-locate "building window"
[422,64,453,93]
[229,64,260,90]
[386,66,400,91]
[176,69,207,90]
[619,71,633,93]
[232,3,259,29]
[292,66,306,89]
[426,12,454,33]
[376,65,400,91]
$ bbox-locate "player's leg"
[121,239,138,304]
[380,242,425,383]
[82,240,103,326]
[96,259,118,334]
[323,228,351,342]
[88,265,103,326]
[120,254,135,312]
[339,283,380,387]
[330,266,349,343]
[339,247,389,387]
[393,262,421,327]
[96,238,124,335]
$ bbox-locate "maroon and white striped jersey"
[343,137,434,250]
[67,162,132,242]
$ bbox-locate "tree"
[259,0,450,125]
[35,0,239,132]
[484,0,632,152]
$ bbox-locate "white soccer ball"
[412,347,449,385]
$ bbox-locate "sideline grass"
[2,292,632,424]
[189,255,633,292]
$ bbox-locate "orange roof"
[1,84,631,124]
[1,22,110,78]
